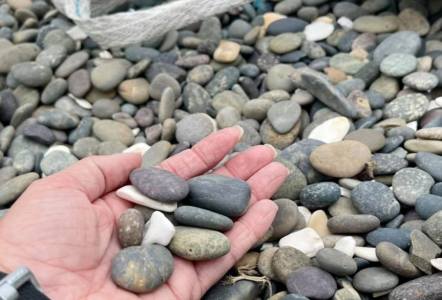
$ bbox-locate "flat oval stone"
[416,194,442,220]
[344,129,386,152]
[0,172,39,206]
[389,274,442,300]
[403,72,439,92]
[204,279,260,300]
[310,140,372,178]
[376,242,421,278]
[213,40,241,63]
[91,60,130,91]
[328,215,380,234]
[416,128,442,140]
[422,211,442,246]
[372,153,408,175]
[111,245,173,293]
[316,248,357,276]
[286,266,337,299]
[405,139,442,154]
[271,199,299,239]
[174,206,233,231]
[380,53,417,77]
[353,267,399,293]
[93,120,134,146]
[392,168,434,206]
[11,61,52,87]
[130,168,188,203]
[353,15,398,33]
[118,208,145,248]
[37,109,79,130]
[267,18,308,35]
[351,181,401,222]
[40,150,78,176]
[415,152,442,182]
[272,246,311,282]
[308,117,351,144]
[300,182,340,209]
[187,175,251,218]
[175,113,215,145]
[384,93,429,122]
[366,228,411,249]
[270,33,303,54]
[168,226,230,261]
[267,100,301,134]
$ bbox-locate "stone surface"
[366,228,411,249]
[403,72,439,91]
[271,199,299,239]
[286,266,337,299]
[415,152,442,182]
[267,100,301,134]
[176,113,215,145]
[93,120,134,146]
[0,172,39,206]
[353,267,399,293]
[410,229,442,274]
[308,117,351,144]
[40,150,78,176]
[174,206,233,231]
[300,182,340,209]
[118,208,145,248]
[316,248,357,276]
[376,241,421,278]
[380,53,417,77]
[272,247,311,282]
[328,215,380,234]
[416,194,442,220]
[279,227,324,257]
[384,93,429,122]
[142,211,176,246]
[423,211,442,246]
[344,129,385,152]
[389,274,442,300]
[392,168,434,206]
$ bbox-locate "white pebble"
[337,17,353,29]
[431,258,442,271]
[99,51,113,59]
[66,26,88,40]
[142,211,175,246]
[334,236,356,257]
[308,117,350,143]
[435,97,442,107]
[354,247,379,262]
[70,95,92,109]
[123,143,151,155]
[406,121,417,131]
[340,187,351,198]
[44,145,71,157]
[279,228,324,257]
[304,22,334,42]
[116,185,177,212]
[297,206,312,224]
[428,101,440,111]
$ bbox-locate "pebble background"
[0,0,442,299]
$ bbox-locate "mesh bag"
[52,0,251,48]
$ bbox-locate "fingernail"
[264,144,278,158]
[233,125,244,140]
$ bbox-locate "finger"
[33,153,141,201]
[214,145,277,180]
[159,126,243,179]
[248,161,289,204]
[195,200,278,293]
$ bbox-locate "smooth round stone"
[0,172,39,206]
[328,215,380,234]
[188,175,250,218]
[267,18,308,35]
[405,139,442,154]
[416,128,442,140]
[92,99,120,119]
[384,93,429,122]
[372,153,408,175]
[403,72,439,91]
[300,182,340,209]
[373,31,421,64]
[380,53,417,77]
[130,167,189,203]
[216,107,240,129]
[205,67,239,97]
[316,248,357,276]
[242,99,272,120]
[258,247,279,280]
[328,196,359,217]
[11,62,52,87]
[270,33,303,54]
[260,119,300,150]
[0,43,40,74]
[393,168,434,206]
[310,140,372,178]
[12,150,34,174]
[40,150,78,176]
[398,8,430,36]
[213,40,240,63]
[91,60,130,91]
[228,19,252,39]
[344,129,385,152]
[41,78,68,104]
[111,245,173,293]
[422,211,442,246]
[274,0,302,15]
[267,100,301,134]
[149,73,180,101]
[391,273,442,300]
[286,266,337,300]
[182,82,210,114]
[37,109,79,130]
[273,158,307,200]
[329,53,366,75]
[416,194,442,219]
[55,51,89,78]
[93,120,134,146]
[72,137,99,158]
[272,247,311,282]
[431,183,442,196]
[68,69,90,98]
[304,22,334,42]
[187,65,213,85]
[353,15,398,33]
[353,267,399,293]
[351,181,401,222]
[169,226,230,261]
[266,64,296,92]
[366,228,411,249]
[376,242,420,278]
[22,123,55,146]
[117,208,144,248]
[118,78,150,105]
[308,117,351,144]
[415,152,442,182]
[174,206,233,231]
[175,113,215,145]
[36,45,66,68]
[271,199,299,239]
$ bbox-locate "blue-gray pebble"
[174,206,233,231]
[366,228,411,250]
[415,152,442,182]
[300,182,340,209]
[416,194,442,219]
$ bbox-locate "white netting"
[51,0,251,48]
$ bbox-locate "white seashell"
[354,246,379,262]
[308,117,351,143]
[334,236,356,257]
[123,143,151,155]
[279,228,324,257]
[142,211,175,246]
[116,185,177,212]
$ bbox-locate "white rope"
[52,0,251,48]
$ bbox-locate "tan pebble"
[213,40,241,64]
[308,210,331,237]
[324,67,347,84]
[404,139,442,154]
[416,128,442,140]
[350,48,368,60]
[417,56,433,72]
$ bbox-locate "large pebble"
[279,228,324,257]
[344,129,386,152]
[376,242,421,278]
[40,150,78,176]
[415,152,442,182]
[11,62,52,87]
[307,117,350,143]
[91,60,130,91]
[169,226,230,260]
[389,274,442,300]
[118,209,145,248]
[353,267,399,293]
[300,182,340,209]
[93,120,134,146]
[272,247,311,282]
[316,248,357,276]
[174,206,233,231]
[366,228,411,249]
[373,31,421,64]
[175,113,215,145]
[0,172,39,206]
[392,168,434,206]
[271,199,299,239]
[213,40,240,63]
[328,215,380,234]
[384,93,429,122]
[286,266,337,300]
[403,72,439,92]
[380,53,417,77]
[267,100,301,134]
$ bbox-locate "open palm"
[0,127,288,300]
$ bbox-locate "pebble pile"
[0,0,441,299]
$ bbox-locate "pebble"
[37,109,79,130]
[142,211,175,246]
[258,247,279,280]
[403,72,439,91]
[304,22,334,42]
[174,206,233,231]
[409,229,441,274]
[0,172,39,206]
[373,31,421,64]
[272,247,311,282]
[380,53,417,77]
[416,128,442,140]
[328,214,380,234]
[334,236,356,257]
[93,120,134,146]
[271,199,299,239]
[213,40,240,63]
[111,245,174,293]
[279,227,324,257]
[266,64,296,92]
[286,266,337,300]
[118,78,150,105]
[384,93,429,122]
[316,248,357,276]
[169,226,230,260]
[308,117,351,143]
[351,181,401,222]
[354,246,379,262]
[422,211,442,246]
[269,33,303,54]
[187,175,250,218]
[129,167,188,203]
[267,100,301,134]
[117,185,177,212]
[392,168,434,206]
[91,60,130,91]
[353,267,399,293]
[330,53,366,75]
[366,228,411,249]
[307,210,330,237]
[389,274,442,300]
[300,182,340,209]
[267,17,308,35]
[22,123,55,146]
[404,139,442,154]
[11,62,52,87]
[310,140,372,178]
[12,150,34,174]
[415,152,442,181]
[118,208,145,248]
[175,113,215,145]
[344,129,386,152]
[376,242,421,278]
[40,150,78,176]
[204,280,260,300]
[416,194,442,220]
[353,15,398,33]
[372,153,409,175]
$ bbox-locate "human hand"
[0,127,288,300]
